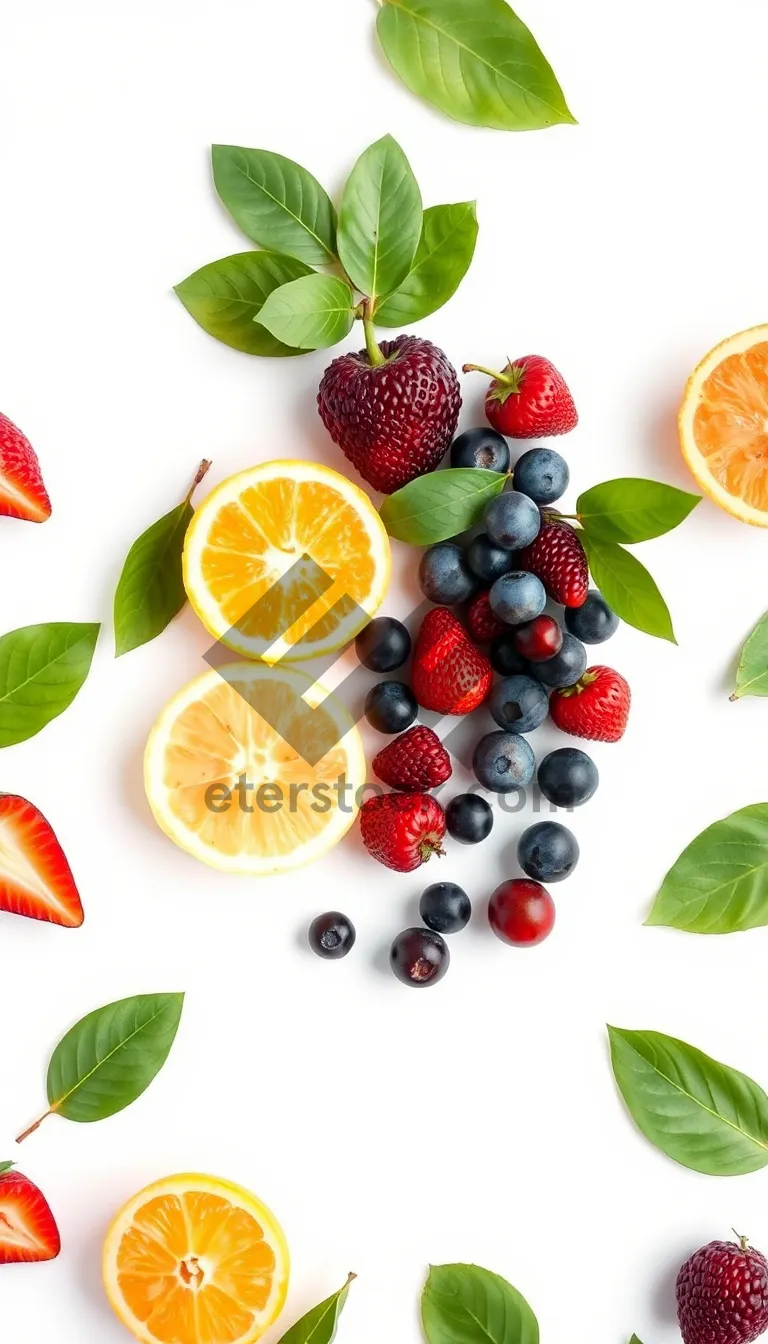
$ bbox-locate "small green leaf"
[629,1336,644,1343]
[257,274,355,350]
[646,803,768,934]
[337,135,422,306]
[577,478,701,544]
[422,1264,539,1344]
[0,1162,14,1178]
[380,469,505,544]
[377,0,575,132]
[0,623,100,748]
[277,1273,355,1344]
[581,534,675,643]
[212,146,336,265]
[607,1025,768,1175]
[732,611,768,699]
[174,252,313,356]
[375,202,478,326]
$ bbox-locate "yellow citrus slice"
[144,662,365,875]
[680,324,768,525]
[183,460,391,660]
[103,1173,289,1344]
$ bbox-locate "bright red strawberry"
[549,666,630,742]
[412,607,493,715]
[318,335,461,493]
[0,1164,61,1264]
[466,590,506,643]
[0,795,84,927]
[372,725,452,792]
[360,792,446,872]
[0,414,51,523]
[517,519,588,607]
[463,354,577,438]
[677,1236,768,1344]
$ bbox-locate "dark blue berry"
[564,589,619,644]
[419,881,472,933]
[445,794,493,845]
[473,731,535,792]
[364,681,417,734]
[489,675,549,734]
[484,491,541,550]
[390,927,450,987]
[466,533,516,584]
[535,632,587,688]
[513,448,570,506]
[489,571,547,626]
[490,634,530,677]
[419,542,477,605]
[356,617,411,672]
[537,748,598,807]
[450,427,510,473]
[518,821,579,882]
[308,911,356,959]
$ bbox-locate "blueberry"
[518,821,579,882]
[419,881,472,933]
[308,911,356,959]
[513,448,570,506]
[538,748,599,807]
[535,632,587,688]
[490,634,530,678]
[390,927,450,987]
[473,731,535,792]
[356,617,411,672]
[489,675,549,734]
[466,533,516,584]
[364,681,417,733]
[445,794,493,845]
[565,589,619,644]
[450,427,510,473]
[484,491,541,550]
[489,571,547,626]
[419,542,477,605]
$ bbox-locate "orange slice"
[183,460,390,660]
[103,1173,289,1344]
[680,324,768,525]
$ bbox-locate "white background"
[2,2,768,1341]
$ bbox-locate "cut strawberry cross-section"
[0,795,84,927]
[0,1164,61,1264]
[0,413,51,523]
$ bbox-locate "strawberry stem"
[186,459,212,505]
[16,1110,52,1144]
[463,363,505,382]
[362,302,386,367]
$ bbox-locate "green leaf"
[377,0,575,132]
[277,1273,355,1344]
[375,202,478,326]
[422,1264,539,1344]
[0,623,100,748]
[212,146,336,266]
[607,1025,768,1175]
[577,478,701,543]
[629,1336,644,1343]
[580,534,675,643]
[0,1163,14,1178]
[174,251,313,356]
[337,135,422,305]
[380,468,505,544]
[732,611,768,699]
[646,803,768,934]
[257,274,355,350]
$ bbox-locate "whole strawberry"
[518,519,588,607]
[318,335,461,494]
[677,1235,768,1344]
[373,725,452,792]
[464,355,577,438]
[412,607,493,715]
[0,413,51,523]
[550,665,630,742]
[360,792,446,872]
[466,589,506,644]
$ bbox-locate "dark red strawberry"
[412,607,493,715]
[466,590,506,643]
[372,725,452,792]
[318,335,461,493]
[517,519,588,607]
[463,355,577,438]
[549,666,630,742]
[0,795,84,927]
[0,1164,61,1264]
[677,1235,768,1344]
[360,792,446,872]
[0,413,51,523]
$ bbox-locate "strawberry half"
[0,1164,61,1264]
[0,795,84,927]
[0,414,51,523]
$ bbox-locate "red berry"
[0,1167,61,1264]
[359,792,446,873]
[549,665,630,743]
[0,413,51,523]
[412,607,493,715]
[677,1236,768,1344]
[513,614,563,663]
[318,336,461,494]
[463,355,577,439]
[488,879,555,947]
[466,590,506,643]
[372,725,452,792]
[517,519,589,608]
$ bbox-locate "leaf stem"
[361,301,386,367]
[186,459,212,505]
[16,1110,53,1144]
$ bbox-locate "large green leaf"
[257,274,355,350]
[577,478,700,543]
[581,533,675,643]
[732,610,768,699]
[377,0,574,132]
[174,252,313,356]
[337,135,422,305]
[376,202,478,326]
[277,1274,355,1344]
[607,1025,768,1175]
[380,468,505,544]
[0,623,100,747]
[212,146,336,265]
[646,803,768,934]
[422,1264,539,1344]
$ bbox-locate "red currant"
[488,879,555,946]
[513,614,563,662]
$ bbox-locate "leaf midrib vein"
[51,1004,171,1111]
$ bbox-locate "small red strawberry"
[466,590,506,644]
[372,725,452,792]
[0,413,51,523]
[360,792,446,872]
[463,355,577,438]
[0,795,84,928]
[412,607,493,715]
[549,666,630,742]
[677,1235,768,1344]
[517,519,588,607]
[318,335,461,493]
[0,1163,61,1264]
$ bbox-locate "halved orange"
[680,324,768,525]
[103,1173,289,1344]
[183,460,390,660]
